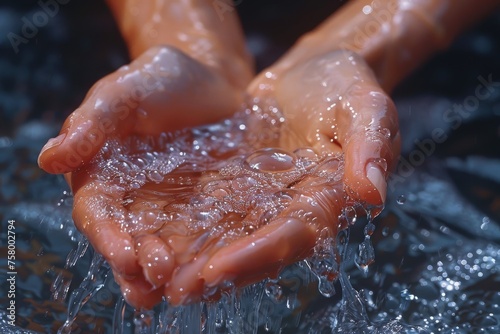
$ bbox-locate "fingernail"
[38,133,66,166]
[366,162,387,203]
[41,133,66,153]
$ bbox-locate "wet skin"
[40,46,397,308]
[37,0,498,308]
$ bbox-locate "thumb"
[38,81,136,174]
[343,89,400,209]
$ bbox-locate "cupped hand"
[260,50,401,209]
[54,49,399,309]
[38,46,245,174]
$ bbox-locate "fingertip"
[75,212,141,278]
[135,234,175,289]
[343,133,392,208]
[164,256,208,306]
[38,133,68,173]
[365,161,387,204]
[114,273,162,310]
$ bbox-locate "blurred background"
[0,1,499,333]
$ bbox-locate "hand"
[53,49,399,309]
[255,50,400,208]
[38,46,244,174]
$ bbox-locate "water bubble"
[293,147,319,161]
[148,170,164,183]
[245,148,296,173]
[396,195,406,205]
[293,147,319,169]
[318,276,337,297]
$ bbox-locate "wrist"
[107,0,253,92]
[266,0,499,93]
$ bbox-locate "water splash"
[58,252,107,333]
[354,222,376,275]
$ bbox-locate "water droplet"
[293,147,319,161]
[364,222,376,236]
[481,217,490,230]
[379,128,391,139]
[355,236,375,274]
[318,276,336,297]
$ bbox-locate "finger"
[72,182,141,278]
[114,271,163,310]
[341,85,400,207]
[134,234,176,289]
[158,229,210,265]
[202,217,317,288]
[273,50,400,207]
[164,253,211,306]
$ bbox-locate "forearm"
[106,0,253,89]
[272,0,499,92]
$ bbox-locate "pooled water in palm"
[85,100,346,253]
